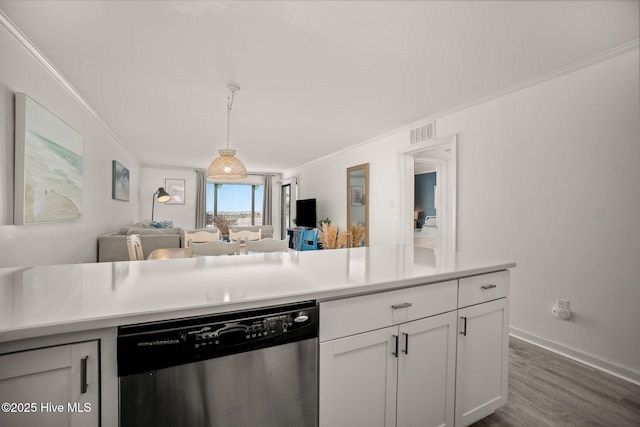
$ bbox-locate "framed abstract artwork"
[165,179,185,205]
[14,93,83,224]
[112,160,130,201]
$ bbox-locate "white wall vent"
[410,121,435,144]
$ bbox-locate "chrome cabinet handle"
[402,332,409,355]
[80,356,89,394]
[392,334,399,357]
[481,284,497,290]
[391,302,412,310]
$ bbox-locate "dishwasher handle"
[213,323,249,338]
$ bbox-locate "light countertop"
[0,246,515,343]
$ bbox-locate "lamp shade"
[207,148,247,179]
[156,187,171,202]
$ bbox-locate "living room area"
[0,1,639,423]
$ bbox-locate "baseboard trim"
[509,327,640,387]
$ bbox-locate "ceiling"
[1,1,637,173]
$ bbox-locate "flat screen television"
[295,198,317,228]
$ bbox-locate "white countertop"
[0,246,515,343]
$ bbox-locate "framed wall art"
[14,93,83,224]
[165,179,185,205]
[112,160,130,201]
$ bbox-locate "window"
[205,183,264,227]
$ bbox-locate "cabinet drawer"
[320,280,457,342]
[458,271,510,308]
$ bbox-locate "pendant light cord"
[226,90,235,150]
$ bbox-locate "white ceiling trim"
[0,9,135,161]
[291,38,640,174]
[414,38,640,131]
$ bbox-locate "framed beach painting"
[165,179,185,205]
[14,93,83,224]
[112,160,130,201]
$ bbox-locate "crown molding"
[292,38,639,173]
[0,9,134,160]
[418,38,640,130]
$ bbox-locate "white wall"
[285,48,640,381]
[0,23,140,267]
[284,130,408,246]
[139,167,281,233]
[437,48,640,381]
[140,167,197,230]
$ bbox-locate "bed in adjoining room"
[414,216,437,248]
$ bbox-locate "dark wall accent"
[414,172,436,228]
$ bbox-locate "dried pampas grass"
[350,222,365,247]
[318,222,365,249]
[318,223,338,249]
[336,230,350,249]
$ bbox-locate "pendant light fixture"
[207,84,248,180]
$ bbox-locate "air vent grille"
[410,122,435,144]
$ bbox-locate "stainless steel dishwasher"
[118,301,318,427]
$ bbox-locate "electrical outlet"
[556,299,570,310]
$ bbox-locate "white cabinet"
[0,340,99,427]
[319,270,511,427]
[396,312,457,427]
[320,326,398,427]
[455,297,510,427]
[319,281,459,427]
[320,312,457,427]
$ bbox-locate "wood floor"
[471,337,640,427]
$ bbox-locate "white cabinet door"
[455,298,509,427]
[319,326,398,427]
[397,311,457,427]
[0,341,99,427]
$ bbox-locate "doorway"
[397,134,457,264]
[280,184,291,239]
[413,164,437,248]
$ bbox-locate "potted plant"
[319,218,332,227]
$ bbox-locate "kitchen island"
[0,246,515,427]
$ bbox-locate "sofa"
[97,221,182,262]
[98,223,275,262]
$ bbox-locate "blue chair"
[300,229,318,251]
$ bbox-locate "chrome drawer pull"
[391,302,412,310]
[481,284,497,290]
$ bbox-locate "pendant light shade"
[207,84,247,180]
[208,148,247,179]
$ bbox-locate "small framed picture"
[351,186,364,206]
[165,179,185,205]
[112,160,130,201]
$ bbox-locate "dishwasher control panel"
[188,312,298,350]
[117,301,318,376]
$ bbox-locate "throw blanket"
[149,220,174,229]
